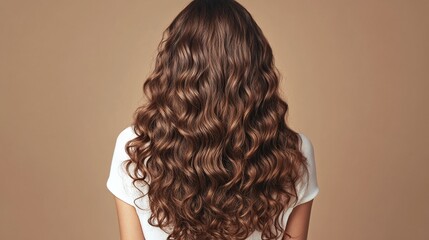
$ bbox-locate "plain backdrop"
[1,0,428,239]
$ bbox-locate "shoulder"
[116,125,138,143]
[296,132,317,179]
[297,132,314,159]
[112,125,138,161]
[107,125,145,207]
[294,132,320,206]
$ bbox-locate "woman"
[106,0,320,239]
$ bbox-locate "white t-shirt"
[106,125,320,240]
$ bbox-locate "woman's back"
[107,125,319,239]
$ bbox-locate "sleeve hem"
[296,186,320,207]
[106,177,135,206]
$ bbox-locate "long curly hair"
[123,0,310,239]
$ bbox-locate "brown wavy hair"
[123,0,310,239]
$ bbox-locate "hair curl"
[124,0,310,239]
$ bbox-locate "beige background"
[1,0,428,239]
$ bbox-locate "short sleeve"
[106,126,139,206]
[294,132,320,206]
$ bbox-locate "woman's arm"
[283,199,314,240]
[113,196,146,240]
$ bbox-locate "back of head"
[124,0,310,239]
